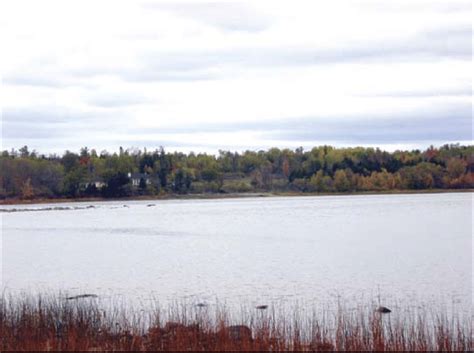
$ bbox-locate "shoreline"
[0,188,472,206]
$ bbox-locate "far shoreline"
[0,188,472,206]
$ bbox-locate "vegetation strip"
[1,144,472,202]
[1,294,471,351]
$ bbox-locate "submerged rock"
[256,305,268,310]
[66,294,98,300]
[376,306,391,313]
[53,206,71,211]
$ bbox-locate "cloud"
[142,2,272,32]
[3,103,468,153]
[263,114,471,144]
[359,0,472,14]
[96,25,473,83]
[87,94,150,108]
[261,101,472,144]
[3,111,78,140]
[2,106,127,141]
[358,87,472,98]
[2,126,63,140]
[3,75,67,88]
[2,107,91,125]
[1,0,471,154]
[8,13,468,86]
[114,100,472,143]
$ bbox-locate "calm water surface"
[1,193,472,312]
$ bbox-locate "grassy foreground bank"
[1,294,471,351]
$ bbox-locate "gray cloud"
[87,95,150,108]
[116,25,473,82]
[5,21,470,87]
[2,107,91,125]
[2,107,127,141]
[263,114,471,144]
[4,100,470,151]
[120,100,472,143]
[2,126,63,140]
[2,1,471,154]
[4,105,470,152]
[3,75,67,88]
[359,87,472,98]
[142,2,272,32]
[360,0,472,14]
[121,67,217,82]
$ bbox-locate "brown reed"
[0,293,471,351]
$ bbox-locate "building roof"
[130,172,150,179]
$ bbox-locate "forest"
[0,144,473,201]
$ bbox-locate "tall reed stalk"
[0,293,471,351]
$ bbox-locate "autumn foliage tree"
[0,143,472,200]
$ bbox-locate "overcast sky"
[1,0,472,154]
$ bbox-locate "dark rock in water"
[376,306,391,313]
[196,303,207,308]
[66,294,98,300]
[55,319,64,338]
[123,205,129,208]
[256,305,268,310]
[53,206,71,211]
[86,205,95,209]
[147,204,155,207]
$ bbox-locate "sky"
[1,0,472,155]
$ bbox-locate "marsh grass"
[0,293,471,351]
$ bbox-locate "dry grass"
[0,294,471,351]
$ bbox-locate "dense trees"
[0,144,472,200]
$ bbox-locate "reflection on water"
[1,193,472,313]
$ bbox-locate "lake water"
[1,193,472,313]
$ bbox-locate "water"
[1,193,472,313]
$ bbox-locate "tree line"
[0,144,473,200]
